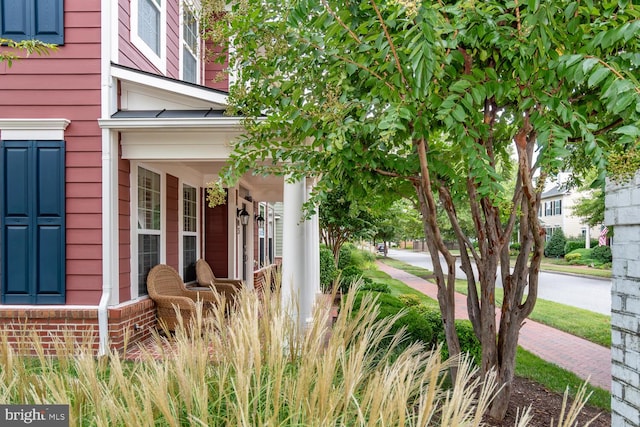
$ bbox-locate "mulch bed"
[483,377,610,426]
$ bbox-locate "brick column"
[605,171,640,427]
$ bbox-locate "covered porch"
[97,67,320,353]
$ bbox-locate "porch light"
[256,214,265,228]
[237,208,250,225]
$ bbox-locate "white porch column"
[282,177,307,322]
[305,180,321,323]
[585,225,591,249]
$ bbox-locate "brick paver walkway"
[377,261,611,391]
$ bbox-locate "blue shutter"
[1,140,65,304]
[0,0,64,44]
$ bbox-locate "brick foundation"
[0,299,157,356]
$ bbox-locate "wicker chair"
[195,259,243,299]
[146,264,219,331]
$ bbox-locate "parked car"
[377,244,386,254]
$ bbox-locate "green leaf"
[451,105,466,122]
[587,67,609,88]
[582,58,599,74]
[450,79,472,94]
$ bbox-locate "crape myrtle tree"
[206,0,640,419]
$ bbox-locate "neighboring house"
[0,0,319,355]
[538,184,600,243]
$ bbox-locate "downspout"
[98,0,115,356]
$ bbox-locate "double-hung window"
[131,0,166,72]
[554,199,562,215]
[137,167,161,295]
[182,184,198,282]
[182,6,199,83]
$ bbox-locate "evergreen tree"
[545,229,567,258]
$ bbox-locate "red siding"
[0,1,103,305]
[118,156,131,302]
[204,43,229,91]
[117,0,180,78]
[205,199,229,278]
[166,0,180,79]
[117,0,158,73]
[166,175,179,270]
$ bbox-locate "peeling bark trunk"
[414,138,461,368]
[412,118,544,421]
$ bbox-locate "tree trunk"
[414,138,461,367]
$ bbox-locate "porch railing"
[253,264,281,293]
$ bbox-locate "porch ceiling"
[99,111,283,202]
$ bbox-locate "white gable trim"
[111,65,228,106]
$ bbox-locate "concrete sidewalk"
[377,261,611,391]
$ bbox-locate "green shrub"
[359,281,390,293]
[320,247,338,292]
[564,240,585,254]
[545,229,567,258]
[337,244,353,270]
[591,245,612,263]
[339,265,372,293]
[413,305,481,366]
[398,294,422,307]
[564,252,581,262]
[360,250,376,264]
[352,292,434,345]
[510,242,521,251]
[438,320,482,366]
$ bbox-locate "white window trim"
[0,119,70,140]
[180,1,200,84]
[130,0,167,74]
[131,163,166,298]
[179,181,200,283]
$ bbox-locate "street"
[386,248,612,315]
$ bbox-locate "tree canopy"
[207,0,640,419]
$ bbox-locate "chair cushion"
[196,259,216,287]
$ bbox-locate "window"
[131,0,166,72]
[0,0,64,44]
[182,184,197,282]
[182,6,199,83]
[544,201,552,216]
[554,199,562,215]
[137,167,161,295]
[139,0,161,54]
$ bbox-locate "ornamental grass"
[0,282,591,426]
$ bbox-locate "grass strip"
[379,258,611,348]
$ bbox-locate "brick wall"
[0,299,156,356]
[605,171,640,426]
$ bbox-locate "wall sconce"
[237,208,250,226]
[256,214,265,228]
